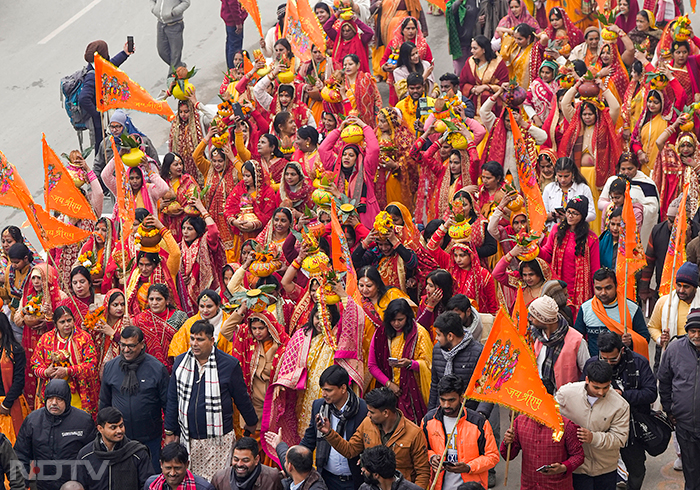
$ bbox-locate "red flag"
[110,138,136,235]
[508,110,547,235]
[465,307,564,440]
[43,134,97,221]
[94,54,174,121]
[239,0,264,37]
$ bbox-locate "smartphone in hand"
[127,36,134,53]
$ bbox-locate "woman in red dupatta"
[125,241,181,319]
[375,108,419,211]
[194,127,243,260]
[256,134,287,184]
[655,121,700,219]
[32,306,98,415]
[261,298,364,463]
[90,289,126,377]
[340,55,382,129]
[133,284,187,372]
[380,17,433,105]
[595,35,632,106]
[368,298,431,424]
[292,126,322,181]
[544,7,584,58]
[231,309,289,435]
[279,162,313,213]
[169,99,204,185]
[159,152,202,244]
[57,267,104,330]
[224,160,281,261]
[324,15,374,74]
[77,217,116,292]
[179,198,226,316]
[425,221,499,314]
[13,264,66,411]
[270,85,313,137]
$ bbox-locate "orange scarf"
[591,296,649,360]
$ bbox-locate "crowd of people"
[1,0,700,489]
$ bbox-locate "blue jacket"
[99,353,169,442]
[574,298,650,357]
[165,348,258,439]
[583,348,657,412]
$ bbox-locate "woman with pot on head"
[492,250,552,311]
[31,306,98,415]
[538,195,600,313]
[425,218,499,314]
[598,152,659,245]
[631,65,687,176]
[339,55,382,128]
[57,266,104,332]
[0,314,28,441]
[392,42,435,99]
[499,23,548,89]
[76,217,116,292]
[13,264,65,410]
[654,115,700,219]
[158,152,202,243]
[168,289,233,358]
[668,37,700,135]
[100,208,150,293]
[374,108,419,211]
[319,115,380,229]
[368,298,432,424]
[593,27,634,105]
[279,162,313,214]
[224,160,280,262]
[542,157,596,231]
[194,124,244,260]
[325,11,374,75]
[292,126,322,179]
[168,99,204,184]
[381,17,433,104]
[124,214,181,317]
[460,35,510,119]
[179,197,226,316]
[89,289,126,376]
[415,269,453,339]
[132,284,187,372]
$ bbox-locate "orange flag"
[42,134,96,221]
[296,0,326,54]
[508,110,547,235]
[0,150,32,209]
[94,54,174,121]
[239,0,264,37]
[330,200,362,303]
[465,307,564,440]
[283,0,315,62]
[615,182,646,300]
[110,138,136,235]
[512,286,528,336]
[425,0,446,11]
[659,183,689,296]
[0,154,91,250]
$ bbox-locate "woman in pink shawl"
[260,298,365,463]
[492,0,541,51]
[102,158,168,217]
[319,116,380,229]
[324,14,374,74]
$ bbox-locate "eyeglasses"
[119,342,140,351]
[565,209,581,216]
[598,351,621,363]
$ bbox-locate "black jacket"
[99,353,169,442]
[0,345,25,411]
[428,337,493,416]
[76,435,152,490]
[658,336,700,434]
[358,472,422,490]
[0,433,24,490]
[14,381,96,490]
[299,397,368,489]
[276,444,328,490]
[165,348,258,438]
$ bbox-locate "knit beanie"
[528,296,560,324]
[676,262,699,287]
[85,40,109,63]
[686,308,700,331]
[566,195,589,217]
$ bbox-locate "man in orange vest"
[529,296,590,390]
[421,375,499,490]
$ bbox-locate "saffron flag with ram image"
[94,54,174,121]
[42,134,97,221]
[283,0,326,62]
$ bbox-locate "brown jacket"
[325,411,431,489]
[210,464,284,490]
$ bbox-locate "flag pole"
[504,410,515,487]
[428,388,472,490]
[623,261,628,334]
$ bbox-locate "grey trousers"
[156,20,184,71]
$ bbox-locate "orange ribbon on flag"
[240,0,264,38]
[615,182,646,301]
[94,54,174,121]
[465,307,564,440]
[42,135,97,221]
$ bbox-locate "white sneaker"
[673,458,683,471]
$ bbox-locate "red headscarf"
[545,7,584,48]
[331,20,371,74]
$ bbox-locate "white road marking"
[38,0,104,45]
